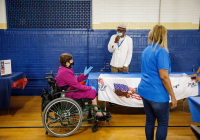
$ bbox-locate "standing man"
[108,24,133,106]
[108,24,133,73]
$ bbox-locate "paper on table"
[1,59,12,76]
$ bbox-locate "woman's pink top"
[56,66,91,91]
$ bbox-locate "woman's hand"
[196,77,200,83]
[171,96,177,109]
[84,66,93,76]
[188,73,198,77]
[91,86,96,91]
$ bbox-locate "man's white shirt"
[108,34,133,67]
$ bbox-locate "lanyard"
[117,35,126,48]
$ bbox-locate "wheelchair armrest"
[54,89,78,95]
[64,89,78,93]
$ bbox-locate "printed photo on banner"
[114,83,141,100]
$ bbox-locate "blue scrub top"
[137,42,171,103]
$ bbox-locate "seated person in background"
[188,66,200,83]
[55,53,106,117]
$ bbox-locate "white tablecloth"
[98,73,198,107]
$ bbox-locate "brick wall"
[92,0,200,29]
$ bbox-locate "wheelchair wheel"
[91,120,99,132]
[42,98,83,137]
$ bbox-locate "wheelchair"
[41,73,112,137]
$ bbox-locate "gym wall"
[0,0,199,95]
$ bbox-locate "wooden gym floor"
[0,96,199,140]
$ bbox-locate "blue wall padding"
[0,29,200,95]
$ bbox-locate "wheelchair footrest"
[97,112,112,122]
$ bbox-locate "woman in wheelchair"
[55,53,107,117]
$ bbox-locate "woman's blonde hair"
[149,24,168,52]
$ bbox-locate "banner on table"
[98,74,198,107]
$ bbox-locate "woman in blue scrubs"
[137,25,177,140]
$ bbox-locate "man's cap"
[117,24,126,30]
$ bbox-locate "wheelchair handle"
[45,77,54,80]
[45,73,54,78]
[43,88,48,92]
